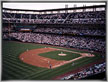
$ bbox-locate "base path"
[19,48,94,69]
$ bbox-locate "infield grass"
[39,50,81,60]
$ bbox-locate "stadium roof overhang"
[3,5,106,12]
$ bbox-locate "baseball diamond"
[2,2,106,81]
[19,47,95,69]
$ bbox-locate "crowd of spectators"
[3,11,105,24]
[34,27,105,36]
[2,25,105,36]
[3,33,105,52]
[2,9,106,53]
[61,62,106,80]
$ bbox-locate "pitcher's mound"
[58,52,67,56]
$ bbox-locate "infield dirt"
[19,47,94,69]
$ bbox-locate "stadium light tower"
[65,4,68,8]
[73,4,77,12]
[65,4,68,13]
[83,4,86,12]
[74,4,77,8]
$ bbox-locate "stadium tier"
[2,5,106,53]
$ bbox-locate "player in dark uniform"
[49,64,52,69]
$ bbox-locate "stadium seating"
[3,11,105,24]
[2,6,106,53]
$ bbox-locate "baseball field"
[2,40,103,80]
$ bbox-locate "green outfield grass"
[2,40,102,80]
[39,50,81,60]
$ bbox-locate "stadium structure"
[2,4,106,80]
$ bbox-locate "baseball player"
[49,64,52,69]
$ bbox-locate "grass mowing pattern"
[2,41,102,80]
[39,50,81,60]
